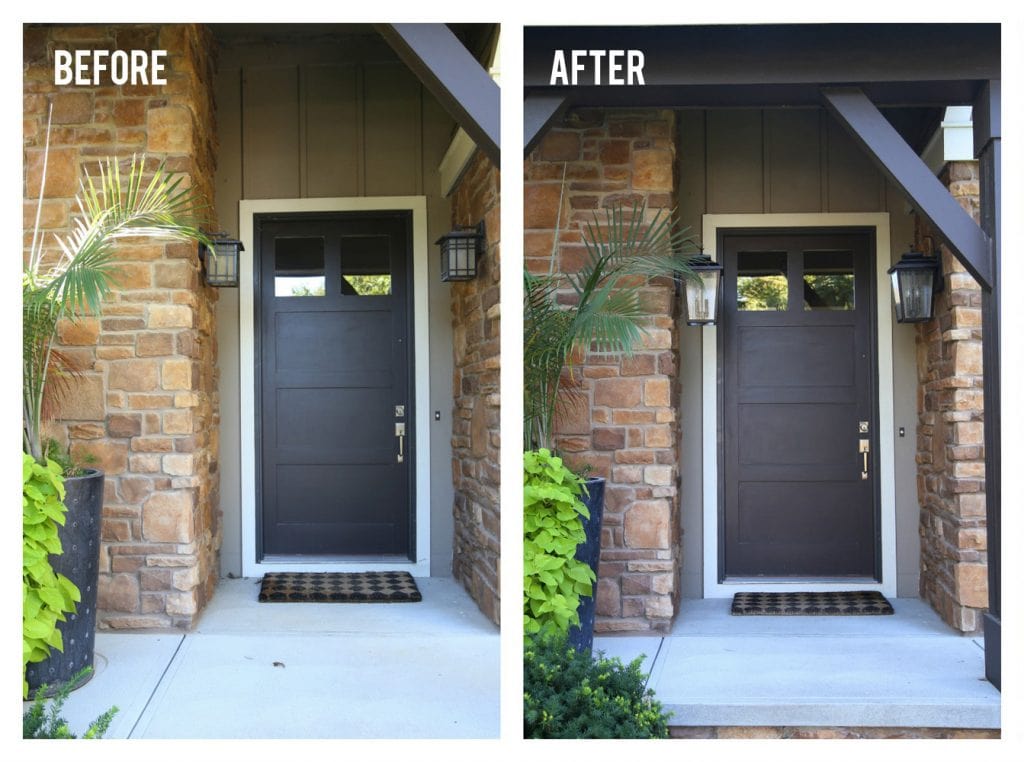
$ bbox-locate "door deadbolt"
[395,405,405,418]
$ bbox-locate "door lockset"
[858,438,870,480]
[395,422,406,463]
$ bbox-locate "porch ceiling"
[525,24,999,88]
[523,23,998,155]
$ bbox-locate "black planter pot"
[567,476,605,653]
[25,468,104,696]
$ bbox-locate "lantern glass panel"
[204,242,238,287]
[894,267,935,322]
[440,233,478,281]
[685,270,720,325]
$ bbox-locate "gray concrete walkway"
[594,597,1000,729]
[45,577,499,739]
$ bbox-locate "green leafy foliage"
[524,631,671,738]
[23,667,118,739]
[23,453,80,698]
[524,449,596,635]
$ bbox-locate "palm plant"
[24,119,211,463]
[524,200,700,451]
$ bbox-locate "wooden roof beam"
[822,86,993,291]
[524,92,570,156]
[377,23,500,165]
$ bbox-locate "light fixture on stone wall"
[682,254,723,326]
[437,222,484,282]
[888,248,943,323]
[199,234,244,287]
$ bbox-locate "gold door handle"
[396,422,406,463]
[859,438,869,480]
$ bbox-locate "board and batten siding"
[678,109,887,230]
[213,37,458,577]
[676,108,921,599]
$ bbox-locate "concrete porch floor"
[594,597,1000,730]
[38,577,499,739]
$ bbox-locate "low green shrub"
[524,449,596,635]
[524,631,672,738]
[23,667,118,739]
[22,453,80,697]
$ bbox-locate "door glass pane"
[737,251,788,311]
[341,235,391,296]
[275,237,325,297]
[804,250,855,310]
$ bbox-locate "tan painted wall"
[676,108,920,597]
[211,29,457,575]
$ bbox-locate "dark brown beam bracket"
[822,87,993,291]
[377,23,500,165]
[524,92,570,156]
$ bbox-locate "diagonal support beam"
[822,87,992,291]
[377,23,500,165]
[524,92,570,156]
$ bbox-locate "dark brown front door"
[256,212,413,559]
[720,229,879,580]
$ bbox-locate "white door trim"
[700,213,897,598]
[239,197,431,577]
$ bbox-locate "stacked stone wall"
[23,24,220,628]
[450,150,501,625]
[525,110,681,633]
[915,161,987,633]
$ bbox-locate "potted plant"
[23,115,210,695]
[523,190,699,651]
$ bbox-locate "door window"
[274,237,325,297]
[341,235,392,296]
[737,251,788,311]
[804,250,855,311]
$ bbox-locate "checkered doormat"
[258,571,422,603]
[731,590,894,616]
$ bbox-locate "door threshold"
[722,577,880,585]
[261,554,413,565]
[244,556,429,577]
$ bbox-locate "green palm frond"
[24,149,213,462]
[524,199,701,451]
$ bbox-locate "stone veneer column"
[450,151,501,625]
[23,24,220,629]
[525,110,681,633]
[915,161,987,633]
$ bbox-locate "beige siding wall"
[212,32,457,575]
[676,108,920,597]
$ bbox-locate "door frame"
[700,213,897,598]
[239,197,431,577]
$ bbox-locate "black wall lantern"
[437,222,484,282]
[200,234,244,287]
[682,254,724,326]
[887,249,943,323]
